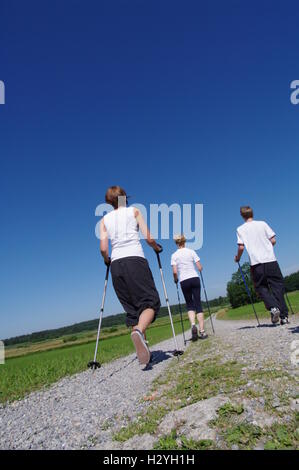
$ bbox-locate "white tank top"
[103,206,145,262]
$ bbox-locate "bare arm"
[235,244,245,262]
[100,219,110,265]
[270,236,276,246]
[196,260,203,272]
[135,208,161,253]
[172,265,178,283]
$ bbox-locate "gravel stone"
[157,395,229,441]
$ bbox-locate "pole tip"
[87,361,101,370]
[173,350,184,356]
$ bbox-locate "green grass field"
[217,290,299,321]
[0,313,194,404]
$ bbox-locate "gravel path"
[0,333,186,450]
[213,314,299,371]
[1,314,298,450]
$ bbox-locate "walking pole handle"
[104,263,110,281]
[155,244,163,269]
[156,252,162,269]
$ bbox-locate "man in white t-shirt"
[234,206,288,325]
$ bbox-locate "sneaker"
[131,329,151,365]
[270,308,280,324]
[199,330,208,340]
[280,317,289,325]
[191,325,198,342]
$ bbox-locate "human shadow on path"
[237,323,277,330]
[237,323,299,332]
[142,350,175,371]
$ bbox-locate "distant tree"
[227,262,259,308]
[284,271,299,292]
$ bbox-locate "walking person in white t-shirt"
[234,206,289,325]
[100,186,162,365]
[171,235,208,341]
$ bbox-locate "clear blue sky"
[1,1,299,339]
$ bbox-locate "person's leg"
[124,257,160,364]
[266,262,289,319]
[111,259,154,364]
[188,310,196,326]
[252,263,281,324]
[131,308,155,364]
[181,280,194,322]
[181,279,198,340]
[192,277,207,338]
[252,264,279,310]
[133,308,155,334]
[130,305,153,363]
[196,312,204,332]
[111,259,137,323]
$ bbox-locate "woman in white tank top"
[100,186,162,365]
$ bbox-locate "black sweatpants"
[251,261,288,318]
[111,256,161,327]
[180,276,203,313]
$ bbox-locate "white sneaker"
[131,329,151,365]
[270,307,280,324]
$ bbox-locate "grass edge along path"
[217,290,299,321]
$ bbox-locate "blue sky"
[1,0,299,339]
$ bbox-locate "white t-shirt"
[103,206,145,262]
[171,247,200,282]
[236,220,276,266]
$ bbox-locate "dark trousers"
[180,276,203,313]
[111,256,160,327]
[251,261,288,318]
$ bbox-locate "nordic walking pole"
[88,263,110,371]
[237,262,260,327]
[199,271,215,334]
[156,250,183,356]
[176,282,186,346]
[285,292,295,315]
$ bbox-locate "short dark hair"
[105,186,127,209]
[240,206,254,220]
